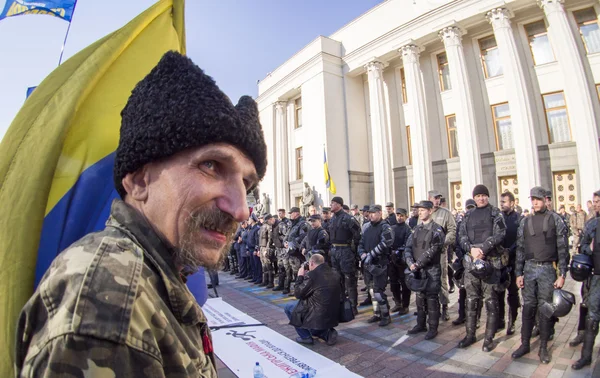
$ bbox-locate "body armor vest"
[272,220,284,248]
[524,211,557,262]
[329,211,353,244]
[412,224,437,266]
[259,224,269,247]
[468,206,493,244]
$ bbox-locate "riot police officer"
[389,208,412,314]
[404,200,445,340]
[572,189,600,370]
[499,191,521,335]
[284,207,310,294]
[259,214,276,288]
[322,207,332,232]
[359,205,394,326]
[452,199,476,326]
[512,187,568,364]
[329,196,362,314]
[273,209,291,291]
[301,214,330,259]
[458,185,506,352]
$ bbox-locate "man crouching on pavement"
[15,51,267,377]
[285,254,341,345]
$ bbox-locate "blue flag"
[0,0,77,22]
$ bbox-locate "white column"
[274,101,289,210]
[365,60,394,205]
[400,44,433,201]
[439,26,483,193]
[487,8,541,199]
[538,0,600,199]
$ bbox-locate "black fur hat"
[114,51,267,197]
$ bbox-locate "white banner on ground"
[212,325,361,377]
[203,297,261,328]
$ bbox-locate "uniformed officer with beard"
[329,196,362,314]
[404,200,445,340]
[284,207,310,294]
[359,205,395,326]
[499,191,521,335]
[512,187,568,364]
[571,189,600,370]
[273,209,291,291]
[389,208,412,314]
[458,184,506,352]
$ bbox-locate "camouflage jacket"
[580,215,599,256]
[15,200,217,378]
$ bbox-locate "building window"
[294,97,302,129]
[446,115,459,158]
[400,68,408,103]
[524,20,555,65]
[491,103,514,150]
[479,36,503,78]
[295,147,303,180]
[437,52,452,91]
[406,125,412,165]
[543,92,571,143]
[574,7,600,54]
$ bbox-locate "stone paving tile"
[211,273,599,377]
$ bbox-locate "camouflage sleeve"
[403,232,415,267]
[294,222,310,245]
[350,216,362,247]
[19,334,165,378]
[482,211,506,255]
[369,223,394,257]
[445,212,457,247]
[293,274,314,300]
[459,214,472,255]
[554,213,569,277]
[580,218,598,256]
[516,217,526,277]
[415,227,444,269]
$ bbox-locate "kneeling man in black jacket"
[284,254,341,345]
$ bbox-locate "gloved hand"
[364,252,374,265]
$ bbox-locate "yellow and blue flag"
[0,0,186,375]
[324,148,337,195]
[0,0,78,22]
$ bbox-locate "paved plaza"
[213,273,599,378]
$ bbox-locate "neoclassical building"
[256,0,600,212]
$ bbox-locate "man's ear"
[122,166,150,201]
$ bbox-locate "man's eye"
[202,161,216,170]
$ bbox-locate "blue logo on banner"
[0,0,77,22]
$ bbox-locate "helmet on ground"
[470,259,493,281]
[405,269,428,292]
[539,289,576,318]
[570,253,593,282]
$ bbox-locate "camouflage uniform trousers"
[464,269,500,336]
[521,261,557,342]
[330,245,358,308]
[585,275,600,321]
[439,248,449,305]
[260,247,275,275]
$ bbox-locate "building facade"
[256,0,600,212]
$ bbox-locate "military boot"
[482,300,498,352]
[272,271,285,291]
[425,297,440,340]
[512,306,534,359]
[538,318,552,364]
[282,275,291,294]
[258,273,268,286]
[441,304,449,322]
[266,272,274,289]
[359,292,372,307]
[569,330,585,347]
[408,296,427,335]
[379,302,392,327]
[507,306,518,336]
[572,318,599,370]
[458,298,478,348]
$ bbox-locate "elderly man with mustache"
[15,51,267,378]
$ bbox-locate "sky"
[0,0,382,142]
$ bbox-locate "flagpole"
[58,0,79,66]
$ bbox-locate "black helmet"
[539,289,576,318]
[405,269,429,292]
[570,254,593,282]
[470,259,494,280]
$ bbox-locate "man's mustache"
[188,206,238,237]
